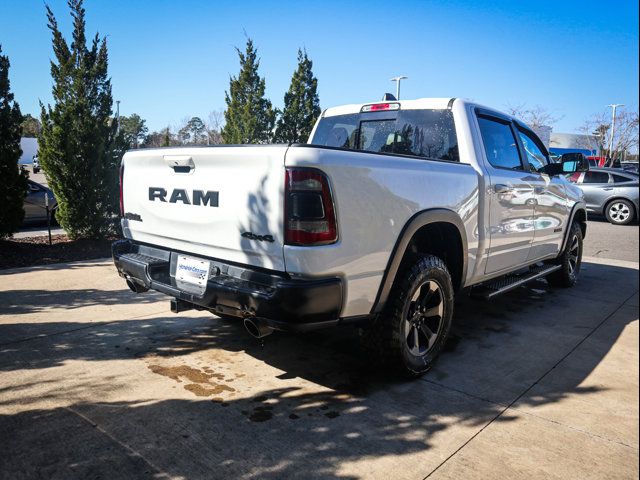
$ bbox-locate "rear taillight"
[285,167,337,246]
[119,163,124,217]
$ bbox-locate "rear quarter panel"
[284,146,480,317]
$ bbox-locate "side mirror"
[543,153,590,176]
[560,153,590,174]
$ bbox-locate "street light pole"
[390,76,408,100]
[607,103,624,165]
[116,100,121,134]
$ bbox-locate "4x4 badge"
[241,232,275,243]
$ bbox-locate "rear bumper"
[112,239,343,331]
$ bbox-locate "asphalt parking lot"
[1,221,638,479]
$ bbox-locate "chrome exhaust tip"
[125,278,148,294]
[243,317,274,339]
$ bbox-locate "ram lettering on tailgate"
[149,187,219,207]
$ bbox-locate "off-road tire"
[547,221,583,288]
[605,199,636,226]
[360,255,454,377]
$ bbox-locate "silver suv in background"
[567,168,639,225]
[620,162,639,175]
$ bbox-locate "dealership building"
[549,132,599,156]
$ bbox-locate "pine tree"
[0,45,29,238]
[39,0,124,239]
[221,39,275,144]
[274,49,321,144]
[21,114,42,137]
[119,113,148,148]
[162,127,171,147]
[178,117,207,144]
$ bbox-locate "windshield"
[310,109,459,162]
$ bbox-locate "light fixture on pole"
[390,76,408,100]
[607,103,624,165]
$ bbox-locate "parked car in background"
[32,155,41,173]
[567,168,639,225]
[620,162,639,175]
[23,180,57,225]
[586,156,607,168]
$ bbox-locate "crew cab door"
[476,111,535,274]
[514,126,568,260]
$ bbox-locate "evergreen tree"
[119,113,148,148]
[162,127,171,147]
[21,114,42,137]
[39,0,124,239]
[142,127,172,148]
[221,39,275,144]
[274,49,321,144]
[0,45,28,238]
[178,117,207,144]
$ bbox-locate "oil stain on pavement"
[147,359,346,424]
[147,363,236,398]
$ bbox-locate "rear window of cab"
[310,109,460,162]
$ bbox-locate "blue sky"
[1,0,638,133]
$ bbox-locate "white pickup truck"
[113,97,589,376]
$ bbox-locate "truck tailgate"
[121,146,287,271]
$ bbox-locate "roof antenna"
[390,76,408,100]
[382,93,397,101]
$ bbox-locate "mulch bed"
[0,234,116,270]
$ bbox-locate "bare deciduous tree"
[206,110,225,145]
[504,103,562,128]
[579,109,639,165]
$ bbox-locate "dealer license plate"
[176,255,211,288]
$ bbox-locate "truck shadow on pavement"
[0,389,503,480]
[0,262,637,479]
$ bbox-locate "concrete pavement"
[0,252,637,479]
[582,218,639,263]
[27,168,48,187]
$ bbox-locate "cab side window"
[477,116,523,170]
[517,129,549,173]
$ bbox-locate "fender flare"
[560,202,587,253]
[370,208,468,315]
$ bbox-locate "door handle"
[494,184,513,194]
[164,155,194,173]
[603,187,614,191]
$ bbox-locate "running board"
[470,264,562,300]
